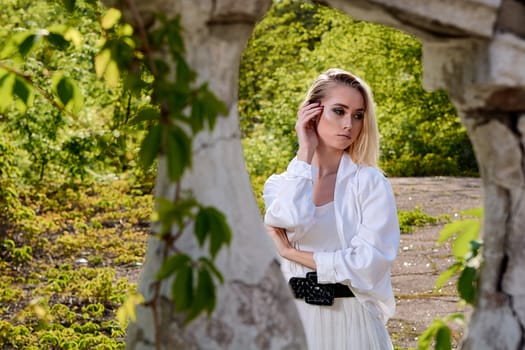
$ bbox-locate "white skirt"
[294,296,393,350]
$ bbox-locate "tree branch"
[0,62,77,119]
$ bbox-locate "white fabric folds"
[263,153,400,324]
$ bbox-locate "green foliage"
[435,208,482,303]
[239,0,478,206]
[0,0,150,188]
[195,207,233,259]
[94,9,233,328]
[1,240,33,265]
[418,313,465,350]
[419,208,483,349]
[0,180,150,349]
[398,207,448,234]
[1,0,231,341]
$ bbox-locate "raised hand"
[295,100,323,163]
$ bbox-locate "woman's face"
[316,84,365,151]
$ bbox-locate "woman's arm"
[265,225,316,270]
[263,159,317,235]
[263,101,323,232]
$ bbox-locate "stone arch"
[123,1,525,349]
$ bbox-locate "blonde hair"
[304,68,380,168]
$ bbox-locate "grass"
[398,207,449,234]
[0,178,152,349]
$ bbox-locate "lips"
[337,134,352,139]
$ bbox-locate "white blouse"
[263,153,400,324]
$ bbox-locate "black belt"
[289,272,354,306]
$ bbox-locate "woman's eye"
[353,113,364,120]
[333,108,344,116]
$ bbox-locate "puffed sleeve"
[314,168,400,291]
[262,158,316,241]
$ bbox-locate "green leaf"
[101,8,122,30]
[62,0,76,12]
[64,28,83,48]
[0,72,15,111]
[443,312,464,326]
[196,268,215,314]
[111,38,135,69]
[194,208,210,247]
[18,33,38,57]
[13,76,31,107]
[175,54,195,87]
[458,267,477,304]
[172,265,193,312]
[51,74,83,113]
[451,220,480,259]
[194,207,232,259]
[154,197,176,235]
[0,39,18,59]
[184,267,216,323]
[139,124,162,169]
[46,32,70,50]
[418,319,441,350]
[166,127,191,181]
[460,207,483,219]
[123,74,146,94]
[156,253,191,280]
[118,23,134,37]
[166,17,184,54]
[438,220,477,244]
[435,325,452,350]
[154,196,197,234]
[116,292,144,327]
[435,263,461,289]
[56,77,74,106]
[170,198,197,229]
[129,107,160,125]
[207,207,232,259]
[95,48,111,77]
[197,86,228,130]
[198,257,224,284]
[189,98,204,133]
[95,48,120,87]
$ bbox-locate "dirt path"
[387,177,482,349]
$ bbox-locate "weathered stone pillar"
[119,0,306,349]
[326,0,525,348]
[419,9,525,349]
[460,108,525,349]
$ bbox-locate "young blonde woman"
[263,68,400,349]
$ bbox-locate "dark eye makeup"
[331,108,364,119]
[333,108,345,116]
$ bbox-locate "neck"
[312,143,344,177]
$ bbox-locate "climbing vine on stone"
[88,1,232,337]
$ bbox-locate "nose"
[342,116,352,130]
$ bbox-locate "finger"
[299,105,323,119]
[301,102,322,115]
[298,110,322,127]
